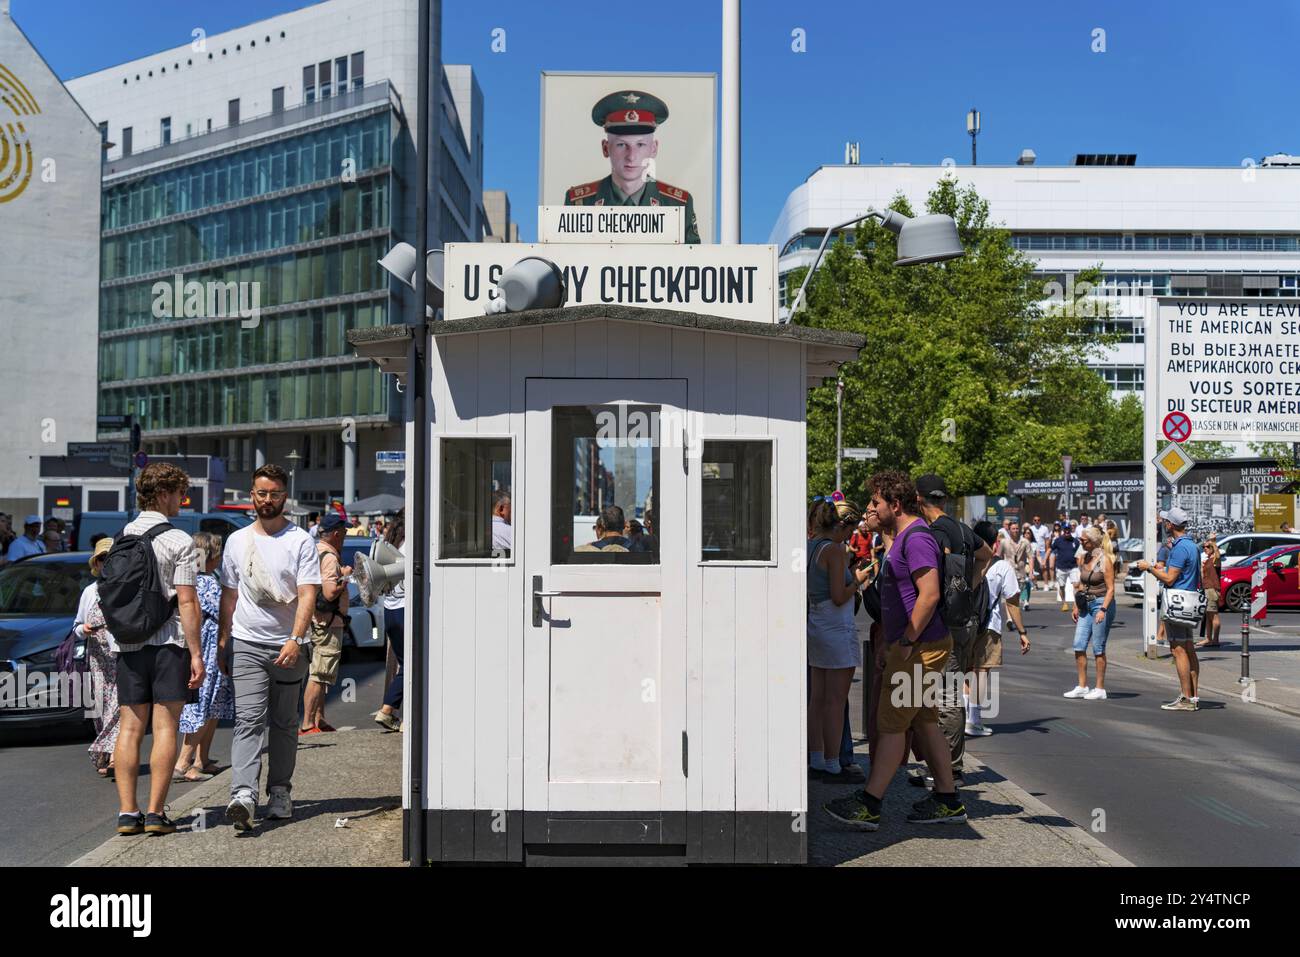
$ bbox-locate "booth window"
[701,440,773,562]
[552,405,660,564]
[439,438,512,560]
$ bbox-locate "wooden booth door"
[523,378,688,815]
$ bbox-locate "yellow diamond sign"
[1153,441,1195,484]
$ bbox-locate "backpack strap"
[140,522,176,541]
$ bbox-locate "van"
[73,511,253,550]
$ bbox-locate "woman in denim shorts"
[1064,526,1116,701]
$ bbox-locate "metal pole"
[1240,603,1251,684]
[971,134,976,166]
[835,378,844,490]
[406,0,432,868]
[720,0,741,244]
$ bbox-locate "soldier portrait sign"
[540,72,716,244]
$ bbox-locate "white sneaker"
[226,790,256,831]
[1063,686,1090,699]
[266,786,293,820]
[964,723,993,737]
[1084,688,1108,700]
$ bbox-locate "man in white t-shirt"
[966,523,1031,736]
[218,465,321,830]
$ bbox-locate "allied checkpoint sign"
[443,239,778,323]
[1142,296,1300,650]
[1147,296,1300,442]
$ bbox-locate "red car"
[1219,544,1300,611]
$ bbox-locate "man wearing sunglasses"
[218,464,322,830]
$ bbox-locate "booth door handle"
[532,575,561,627]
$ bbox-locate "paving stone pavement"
[72,726,403,867]
[810,753,1132,867]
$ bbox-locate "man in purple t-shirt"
[825,470,967,831]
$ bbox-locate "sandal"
[172,766,207,783]
[200,761,222,775]
[1194,640,1221,649]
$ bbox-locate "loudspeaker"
[353,539,405,607]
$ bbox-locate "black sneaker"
[144,811,176,835]
[906,795,968,825]
[824,795,881,831]
[907,771,928,788]
[116,812,144,835]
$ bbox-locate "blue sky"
[17,0,1300,242]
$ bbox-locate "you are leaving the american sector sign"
[443,242,778,323]
[1148,296,1300,442]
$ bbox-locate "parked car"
[1219,544,1300,611]
[0,552,96,732]
[1216,533,1300,569]
[74,510,252,551]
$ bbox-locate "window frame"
[697,435,779,567]
[434,433,516,566]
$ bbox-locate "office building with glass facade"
[770,158,1300,398]
[66,0,485,505]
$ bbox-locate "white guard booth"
[349,220,864,865]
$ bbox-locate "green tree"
[793,178,1130,497]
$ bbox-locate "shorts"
[1165,620,1196,646]
[971,628,1003,669]
[308,622,343,686]
[877,636,953,734]
[1072,597,1115,655]
[117,643,189,706]
[1204,588,1220,610]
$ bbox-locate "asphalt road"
[0,652,389,867]
[964,592,1300,866]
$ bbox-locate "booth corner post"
[406,0,433,868]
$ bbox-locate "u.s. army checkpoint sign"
[444,242,778,323]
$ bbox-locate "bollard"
[1239,605,1251,685]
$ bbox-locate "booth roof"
[346,305,864,384]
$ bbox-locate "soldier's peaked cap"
[592,90,668,134]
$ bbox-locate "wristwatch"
[291,635,310,647]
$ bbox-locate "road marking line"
[1053,721,1091,738]
[1185,795,1268,828]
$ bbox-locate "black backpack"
[97,523,179,645]
[927,520,988,648]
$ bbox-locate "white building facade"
[64,0,486,505]
[769,160,1300,397]
[0,0,102,519]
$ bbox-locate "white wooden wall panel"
[700,333,738,812]
[473,330,512,813]
[670,328,706,815]
[733,336,771,813]
[573,319,607,377]
[770,342,808,816]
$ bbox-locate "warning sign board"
[1153,442,1195,485]
[1149,297,1300,442]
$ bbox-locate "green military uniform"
[564,176,700,244]
[564,89,702,244]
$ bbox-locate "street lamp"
[286,449,301,502]
[786,208,965,320]
[967,107,980,165]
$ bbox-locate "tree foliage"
[793,178,1143,496]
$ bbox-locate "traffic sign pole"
[1143,299,1160,660]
